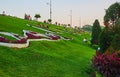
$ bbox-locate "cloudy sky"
[0,0,119,27]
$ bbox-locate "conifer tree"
[91,19,101,45]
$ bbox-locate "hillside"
[0,15,95,77]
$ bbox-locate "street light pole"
[47,0,52,23]
[50,0,52,23]
[79,17,81,28]
[70,10,72,27]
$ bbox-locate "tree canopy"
[104,2,120,27]
[99,2,120,53]
[82,25,92,33]
[34,14,41,20]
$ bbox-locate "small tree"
[68,24,71,27]
[34,14,41,21]
[91,19,101,45]
[48,19,52,24]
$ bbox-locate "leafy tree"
[91,19,101,45]
[99,2,120,53]
[48,19,52,24]
[104,2,120,28]
[68,24,71,27]
[82,25,92,32]
[34,14,41,21]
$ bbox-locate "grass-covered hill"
[0,14,95,77]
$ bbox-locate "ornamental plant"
[48,35,60,40]
[26,33,42,39]
[92,51,120,77]
[12,38,27,44]
[0,36,9,43]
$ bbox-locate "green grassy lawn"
[0,34,17,41]
[0,15,95,77]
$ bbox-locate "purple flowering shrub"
[92,51,120,77]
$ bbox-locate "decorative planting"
[49,35,61,40]
[11,38,27,44]
[92,51,120,77]
[0,30,63,48]
[0,36,9,43]
[26,32,42,39]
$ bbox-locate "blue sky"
[0,0,120,27]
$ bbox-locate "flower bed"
[92,51,120,77]
[13,34,21,39]
[49,35,60,40]
[0,30,62,48]
[45,33,61,40]
[0,36,9,43]
[11,38,27,44]
[26,33,42,39]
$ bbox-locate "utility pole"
[50,0,52,20]
[47,0,52,24]
[79,17,81,28]
[70,10,72,27]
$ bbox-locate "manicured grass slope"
[0,15,95,77]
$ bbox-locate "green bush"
[110,34,120,52]
[98,29,114,53]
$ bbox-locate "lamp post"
[70,10,72,27]
[50,0,52,20]
[47,0,52,24]
[79,17,81,28]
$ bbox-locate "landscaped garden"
[0,1,120,77]
[0,14,96,77]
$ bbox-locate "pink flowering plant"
[92,51,120,77]
[0,36,9,43]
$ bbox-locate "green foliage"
[104,2,120,25]
[0,15,95,77]
[0,34,16,40]
[114,18,120,33]
[34,14,41,20]
[98,29,114,53]
[99,2,120,53]
[91,19,101,45]
[82,25,92,33]
[110,33,120,52]
[48,19,52,23]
